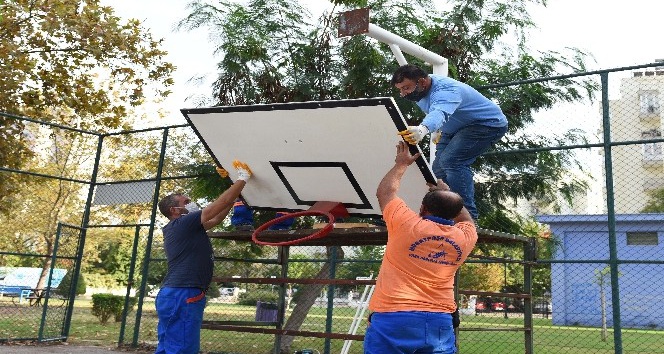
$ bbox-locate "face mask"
[178,202,201,214]
[404,80,429,102]
[184,202,200,213]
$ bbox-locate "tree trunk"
[600,285,607,342]
[32,241,55,304]
[278,246,344,354]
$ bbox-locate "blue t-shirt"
[418,75,507,135]
[161,210,214,290]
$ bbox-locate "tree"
[0,0,174,213]
[642,187,664,212]
[181,0,597,352]
[0,117,168,299]
[85,229,135,286]
[0,124,95,295]
[56,271,87,297]
[594,266,620,342]
[335,246,383,293]
[180,0,595,233]
[280,246,344,353]
[284,254,321,309]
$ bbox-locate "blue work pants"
[432,124,508,219]
[364,311,456,354]
[155,287,206,354]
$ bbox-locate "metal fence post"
[38,222,64,340]
[62,134,104,338]
[132,128,170,346]
[600,72,623,354]
[324,247,339,354]
[118,225,142,345]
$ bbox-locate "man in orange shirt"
[364,141,478,354]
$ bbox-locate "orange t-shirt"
[368,197,478,313]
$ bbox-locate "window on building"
[642,130,663,161]
[640,91,660,115]
[626,232,659,246]
[644,143,663,161]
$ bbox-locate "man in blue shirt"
[155,160,253,354]
[393,64,508,220]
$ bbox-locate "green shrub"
[56,271,86,297]
[237,290,278,306]
[114,296,137,322]
[206,285,220,299]
[91,293,124,324]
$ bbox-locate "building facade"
[605,67,664,213]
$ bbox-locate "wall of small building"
[537,214,664,328]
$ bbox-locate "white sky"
[106,0,663,127]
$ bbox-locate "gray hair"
[158,193,183,217]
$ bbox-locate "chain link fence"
[2,62,664,353]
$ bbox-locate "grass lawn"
[1,297,663,353]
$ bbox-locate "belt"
[185,290,206,304]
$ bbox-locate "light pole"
[503,254,509,319]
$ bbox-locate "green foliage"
[144,249,168,289]
[56,271,87,297]
[237,290,279,306]
[185,164,233,201]
[181,0,596,226]
[335,246,383,293]
[114,296,137,322]
[287,254,321,279]
[83,229,136,287]
[0,0,174,213]
[594,265,621,287]
[91,293,124,324]
[642,187,664,212]
[83,273,122,289]
[206,285,221,299]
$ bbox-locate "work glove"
[398,125,429,145]
[232,160,253,181]
[431,130,441,145]
[216,167,229,178]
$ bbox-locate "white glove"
[398,125,429,145]
[431,130,442,144]
[232,160,252,181]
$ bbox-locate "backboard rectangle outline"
[270,161,372,209]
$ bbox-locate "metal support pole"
[133,128,170,346]
[118,225,142,346]
[524,239,535,354]
[324,247,339,354]
[62,134,104,338]
[600,72,623,354]
[503,256,508,319]
[366,24,448,75]
[338,8,449,165]
[273,246,290,354]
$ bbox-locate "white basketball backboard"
[181,97,435,218]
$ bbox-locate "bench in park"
[0,286,66,307]
[0,285,34,304]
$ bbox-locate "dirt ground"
[0,343,152,354]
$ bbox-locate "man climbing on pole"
[393,64,508,220]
